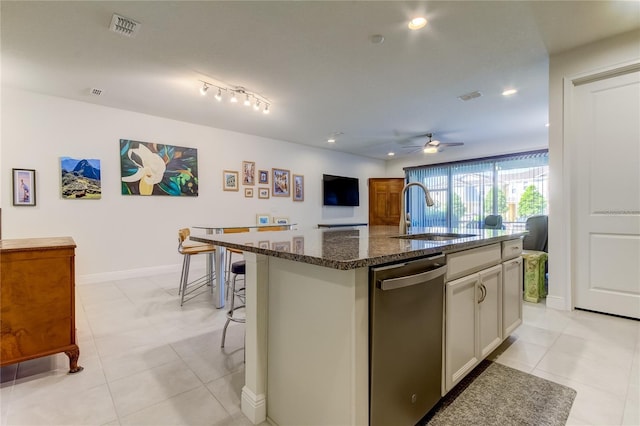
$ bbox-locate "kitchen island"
[191,225,526,425]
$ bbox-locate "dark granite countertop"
[190,225,526,270]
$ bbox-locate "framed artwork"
[273,217,289,225]
[245,187,254,198]
[223,170,239,191]
[120,139,198,196]
[242,161,256,185]
[60,157,101,199]
[256,214,270,225]
[293,236,305,254]
[258,241,269,249]
[258,169,269,184]
[12,168,36,206]
[258,187,270,199]
[272,241,291,252]
[272,168,290,197]
[293,174,304,201]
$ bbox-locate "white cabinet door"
[445,274,479,392]
[478,265,503,358]
[502,257,523,336]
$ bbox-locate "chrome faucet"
[399,182,434,234]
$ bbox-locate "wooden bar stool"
[178,228,216,306]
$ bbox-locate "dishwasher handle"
[377,264,447,291]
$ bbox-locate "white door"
[572,66,640,319]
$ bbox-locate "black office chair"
[523,215,548,252]
[483,215,503,229]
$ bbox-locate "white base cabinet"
[444,264,502,392]
[444,240,522,393]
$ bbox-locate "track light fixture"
[198,79,272,115]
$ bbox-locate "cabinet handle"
[477,282,487,303]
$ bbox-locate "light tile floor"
[0,271,638,425]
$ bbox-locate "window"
[405,150,548,231]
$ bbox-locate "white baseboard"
[77,264,181,285]
[241,386,267,425]
[545,294,569,311]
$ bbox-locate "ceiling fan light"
[423,147,438,154]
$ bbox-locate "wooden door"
[368,178,404,226]
[571,66,640,319]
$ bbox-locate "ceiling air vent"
[89,88,103,96]
[109,13,140,38]
[458,90,482,102]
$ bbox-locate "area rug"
[420,360,577,426]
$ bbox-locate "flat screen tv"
[323,174,359,206]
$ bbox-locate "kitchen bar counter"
[190,225,526,270]
[191,225,525,425]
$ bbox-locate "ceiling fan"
[402,133,464,154]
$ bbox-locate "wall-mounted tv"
[323,174,360,206]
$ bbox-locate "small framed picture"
[242,161,256,186]
[244,187,254,198]
[258,240,269,249]
[293,236,305,254]
[272,168,290,197]
[272,241,291,252]
[293,174,304,201]
[273,217,289,225]
[258,187,270,199]
[223,170,239,191]
[13,168,36,206]
[258,169,269,184]
[256,214,271,225]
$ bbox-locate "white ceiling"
[2,1,639,160]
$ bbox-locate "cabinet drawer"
[446,244,501,281]
[502,239,523,260]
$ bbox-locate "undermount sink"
[392,232,477,241]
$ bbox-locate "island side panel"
[241,252,269,424]
[266,257,369,426]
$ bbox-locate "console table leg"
[64,346,84,373]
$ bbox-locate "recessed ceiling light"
[502,89,518,96]
[408,17,427,30]
[327,138,336,143]
[387,152,395,157]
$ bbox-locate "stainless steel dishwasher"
[369,254,446,426]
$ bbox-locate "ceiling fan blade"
[439,142,464,147]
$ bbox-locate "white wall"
[548,29,640,310]
[1,88,385,281]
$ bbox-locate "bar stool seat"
[221,260,246,348]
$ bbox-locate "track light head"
[230,92,238,103]
[200,83,209,96]
[214,88,223,101]
[254,100,261,111]
[263,104,270,114]
[244,94,251,106]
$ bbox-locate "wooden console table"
[1,237,83,373]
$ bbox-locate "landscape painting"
[60,157,102,199]
[120,139,198,196]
